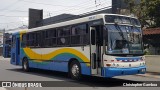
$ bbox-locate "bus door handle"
[92,53,97,69]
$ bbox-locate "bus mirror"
[91,30,96,45]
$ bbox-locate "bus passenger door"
[16,37,20,65]
[11,35,20,65]
[90,27,98,75]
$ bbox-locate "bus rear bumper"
[102,66,146,77]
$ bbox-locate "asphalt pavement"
[0,57,160,90]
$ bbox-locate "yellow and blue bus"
[11,14,146,79]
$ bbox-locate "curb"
[136,73,160,79]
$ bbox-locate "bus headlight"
[143,62,145,65]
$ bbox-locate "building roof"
[143,28,160,35]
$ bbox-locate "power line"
[79,5,112,16]
[0,0,100,18]
[0,21,21,24]
[43,0,106,15]
[0,0,111,25]
[0,0,107,18]
[0,0,107,14]
[0,0,21,11]
[9,10,28,12]
[21,0,85,7]
[0,14,27,17]
[57,1,109,14]
[0,0,93,15]
[0,19,28,24]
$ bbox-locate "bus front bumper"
[102,66,146,77]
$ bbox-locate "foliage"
[124,0,160,28]
[144,48,151,55]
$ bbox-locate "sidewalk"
[137,72,160,79]
[0,87,7,90]
[0,56,10,61]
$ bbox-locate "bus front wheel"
[69,60,81,80]
[22,58,29,72]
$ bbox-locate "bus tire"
[22,58,29,72]
[69,60,81,80]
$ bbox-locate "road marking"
[0,87,7,90]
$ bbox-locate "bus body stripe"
[23,48,90,66]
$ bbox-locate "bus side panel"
[50,62,68,72]
[37,62,50,70]
[21,46,91,75]
[48,46,90,73]
[80,63,91,75]
[20,48,36,67]
[19,48,24,66]
[28,60,38,68]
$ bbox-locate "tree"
[146,0,160,27]
[124,0,160,28]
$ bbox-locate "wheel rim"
[24,61,27,70]
[71,64,79,77]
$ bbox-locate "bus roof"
[12,30,27,35]
[26,13,138,33]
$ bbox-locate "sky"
[0,0,112,30]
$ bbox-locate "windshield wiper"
[115,24,126,40]
[114,24,131,53]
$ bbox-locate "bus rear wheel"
[22,58,29,72]
[69,60,81,80]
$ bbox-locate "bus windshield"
[105,15,141,26]
[105,24,143,54]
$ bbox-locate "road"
[0,57,160,90]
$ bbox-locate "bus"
[11,14,146,79]
[3,43,11,58]
[3,33,12,58]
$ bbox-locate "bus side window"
[57,27,70,46]
[43,29,57,47]
[71,24,89,46]
[22,34,27,48]
[26,34,29,46]
[41,31,45,47]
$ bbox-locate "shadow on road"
[7,68,142,87]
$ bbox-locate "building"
[0,25,28,57]
[143,28,160,55]
[29,8,112,29]
[112,0,140,15]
